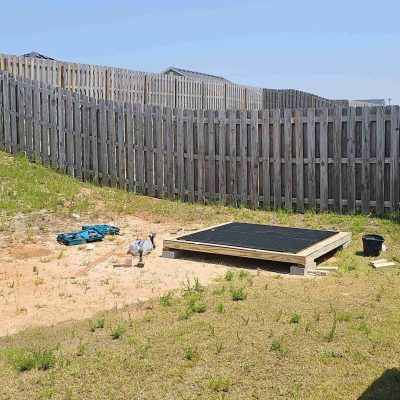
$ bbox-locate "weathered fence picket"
[0,53,346,111]
[0,70,399,216]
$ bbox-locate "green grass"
[1,151,400,399]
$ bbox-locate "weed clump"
[110,325,126,340]
[183,346,198,361]
[209,377,229,392]
[212,286,225,296]
[231,288,247,301]
[225,271,234,281]
[8,348,56,372]
[290,313,301,324]
[216,303,225,313]
[270,340,285,355]
[160,291,174,307]
[336,311,352,322]
[89,317,105,332]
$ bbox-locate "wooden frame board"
[163,222,351,267]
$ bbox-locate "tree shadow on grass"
[358,368,400,400]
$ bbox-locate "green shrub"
[183,346,198,361]
[270,340,284,355]
[160,291,174,306]
[231,288,247,301]
[33,349,56,370]
[8,349,35,372]
[209,377,229,392]
[8,348,56,372]
[190,302,207,313]
[216,303,225,313]
[110,325,126,340]
[212,286,225,296]
[290,313,301,324]
[337,311,352,322]
[225,271,234,281]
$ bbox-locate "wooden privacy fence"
[0,71,399,216]
[0,54,342,110]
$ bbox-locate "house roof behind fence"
[161,67,228,82]
[22,52,54,60]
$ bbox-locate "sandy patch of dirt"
[1,213,283,336]
[7,244,52,260]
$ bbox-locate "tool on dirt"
[136,248,145,268]
[57,225,120,246]
[57,229,104,246]
[127,233,156,267]
[82,225,120,236]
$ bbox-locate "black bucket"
[362,234,384,257]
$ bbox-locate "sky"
[1,0,399,104]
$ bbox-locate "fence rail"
[0,53,343,110]
[0,71,399,215]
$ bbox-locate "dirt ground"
[1,213,293,336]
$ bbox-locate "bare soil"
[1,213,272,336]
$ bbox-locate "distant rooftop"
[161,67,228,82]
[22,52,54,60]
[354,99,386,106]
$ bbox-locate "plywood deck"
[163,222,351,267]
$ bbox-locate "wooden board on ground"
[163,222,351,268]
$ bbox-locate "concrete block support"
[161,249,183,259]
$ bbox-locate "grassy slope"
[0,151,400,399]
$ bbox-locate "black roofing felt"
[177,223,337,254]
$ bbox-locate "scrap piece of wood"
[369,258,388,266]
[317,266,339,271]
[71,240,128,278]
[372,262,396,269]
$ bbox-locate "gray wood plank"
[144,104,153,194]
[98,98,108,185]
[0,74,4,150]
[40,84,49,164]
[333,107,342,213]
[49,85,57,168]
[261,109,270,209]
[16,77,25,153]
[375,107,385,216]
[187,108,194,202]
[229,110,237,206]
[73,91,82,178]
[208,110,216,202]
[294,109,304,212]
[57,88,65,172]
[165,106,174,200]
[361,107,371,214]
[33,81,41,163]
[307,108,316,210]
[218,109,226,205]
[176,107,184,200]
[65,90,74,175]
[284,108,292,210]
[197,109,205,203]
[390,106,399,211]
[272,109,281,208]
[9,76,17,154]
[108,100,117,187]
[89,97,98,181]
[126,102,135,191]
[347,107,356,213]
[319,108,328,211]
[240,109,248,206]
[250,109,259,209]
[81,94,90,180]
[117,100,126,189]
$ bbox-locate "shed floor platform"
[163,222,351,268]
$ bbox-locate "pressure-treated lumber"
[163,223,351,267]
